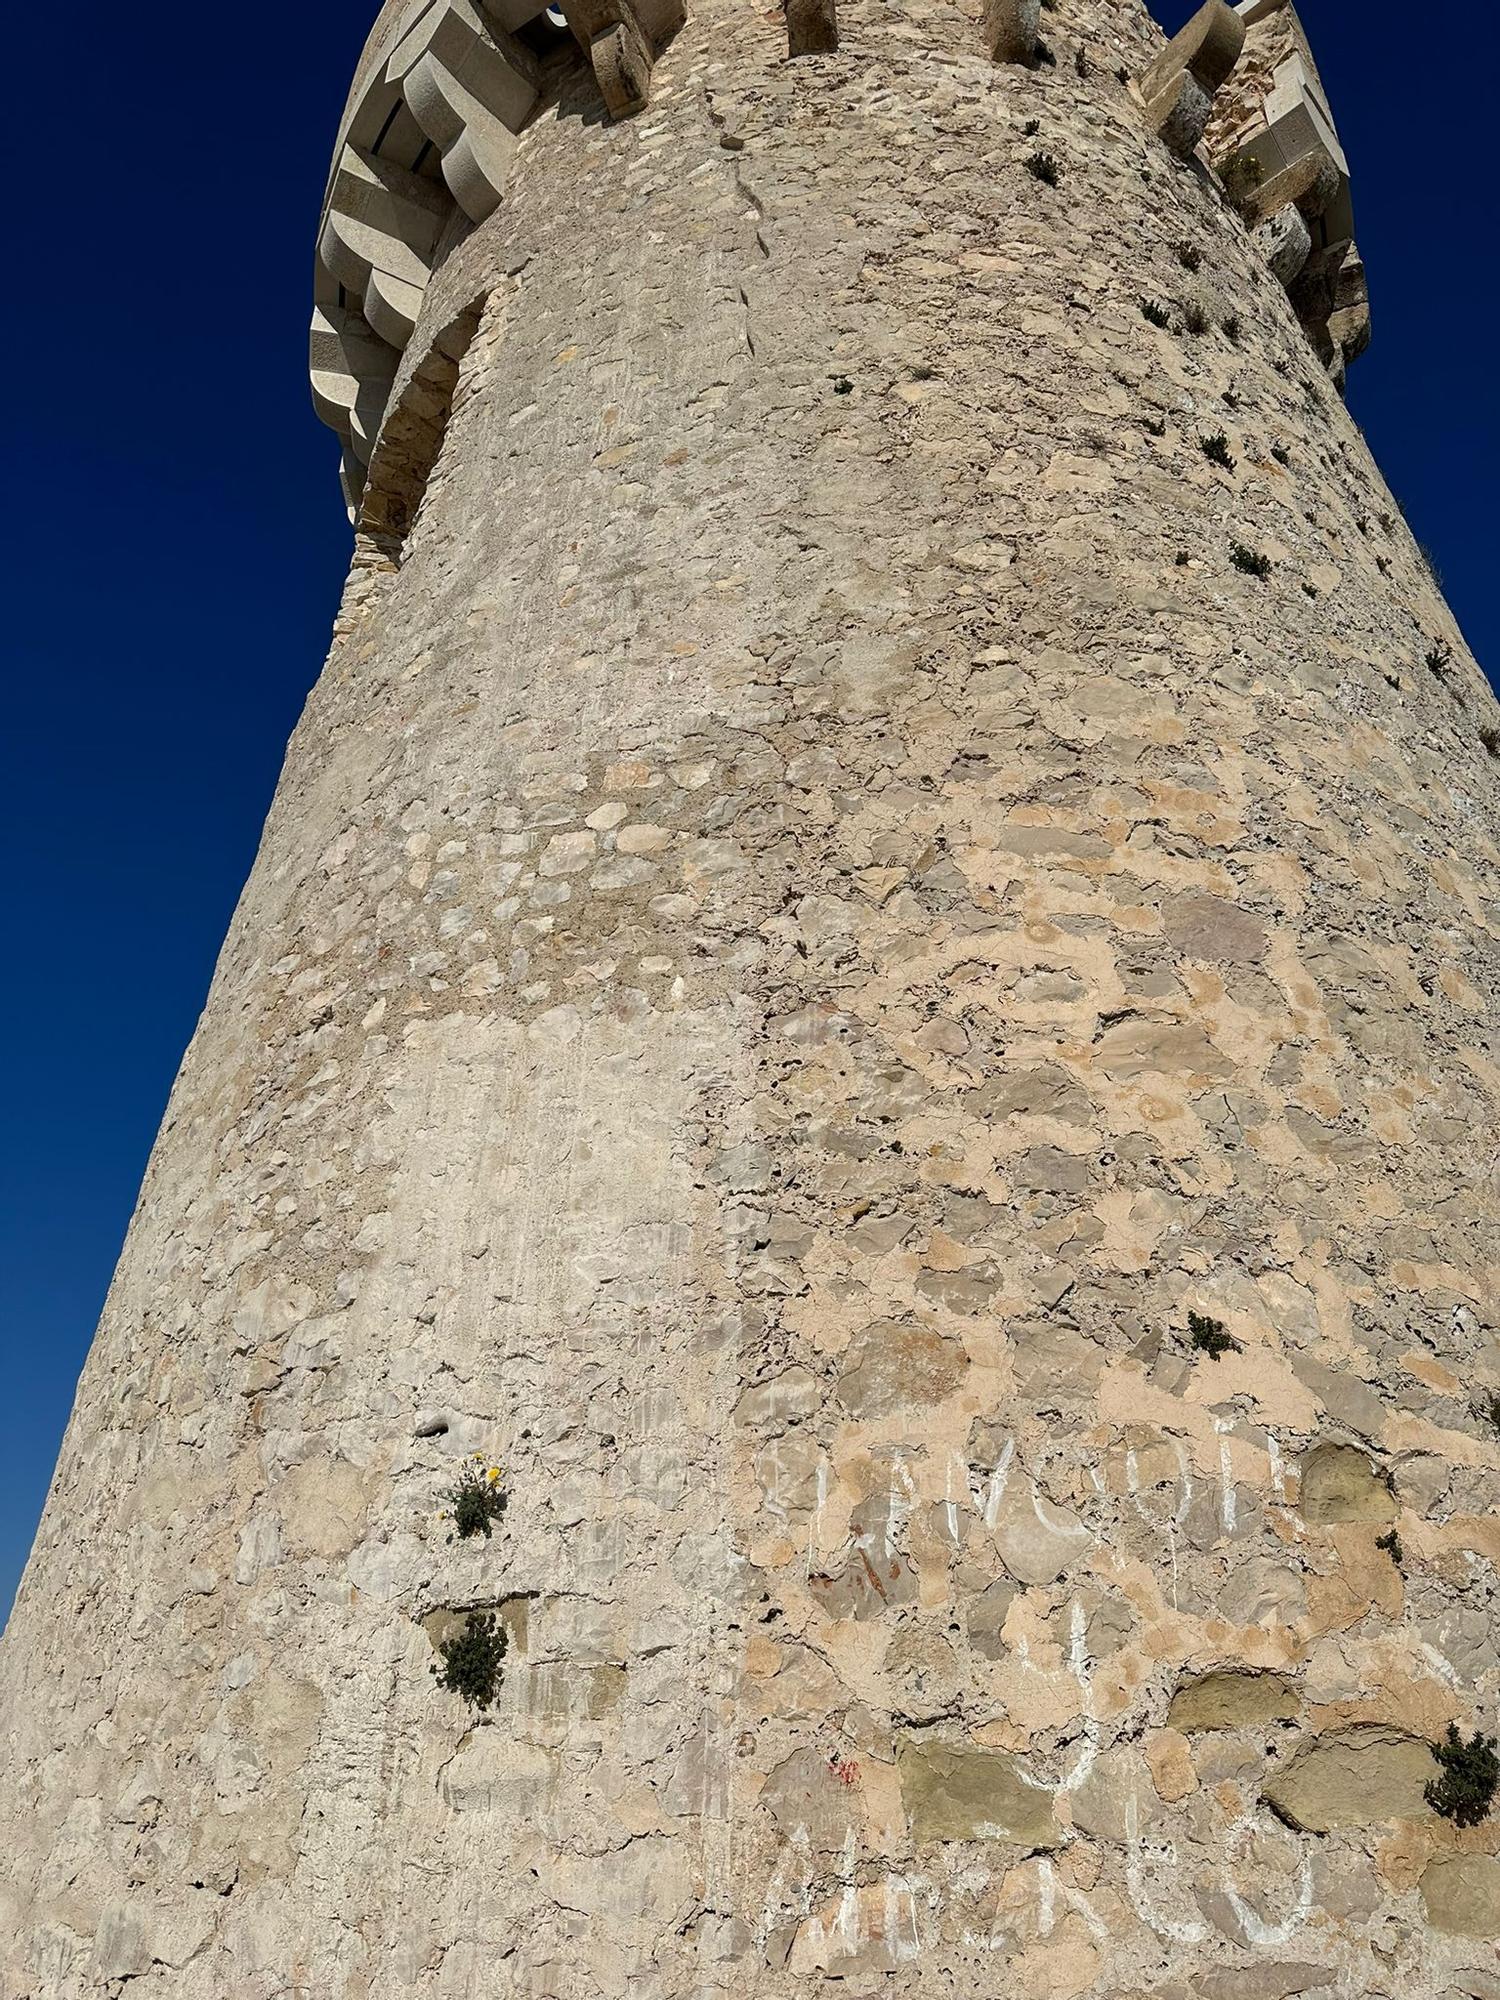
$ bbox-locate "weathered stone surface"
[1296,1443,1397,1524]
[1168,1669,1301,1732]
[835,1320,967,1417]
[1420,1856,1500,1939]
[3,0,1496,1992]
[1163,892,1268,965]
[896,1736,1054,1844]
[1191,1967,1330,2000]
[1263,1725,1435,1831]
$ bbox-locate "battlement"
[1206,0,1369,379]
[311,0,1368,519]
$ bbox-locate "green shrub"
[1141,298,1172,328]
[1376,1529,1403,1565]
[1026,151,1061,186]
[1181,299,1210,335]
[1230,542,1272,578]
[1188,1310,1239,1360]
[1175,240,1201,273]
[445,1459,507,1541]
[432,1610,508,1712]
[1201,432,1236,470]
[1425,1725,1499,1828]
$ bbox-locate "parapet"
[309,0,682,520]
[312,0,1371,520]
[1204,0,1370,380]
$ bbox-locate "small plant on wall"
[1425,1724,1499,1827]
[444,1455,507,1541]
[431,1610,508,1712]
[1188,1310,1240,1360]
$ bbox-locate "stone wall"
[2,0,1498,1995]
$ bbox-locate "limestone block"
[1420,1855,1500,1939]
[786,0,837,56]
[1262,1725,1435,1831]
[1167,1669,1301,1732]
[1138,1,1246,158]
[1255,202,1313,287]
[318,145,449,348]
[308,301,400,468]
[1296,1442,1396,1524]
[896,1735,1054,1843]
[1191,1969,1330,2000]
[390,0,540,224]
[559,0,684,118]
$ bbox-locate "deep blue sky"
[2,0,1495,1620]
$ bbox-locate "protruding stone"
[1168,1669,1301,1733]
[1255,203,1313,287]
[1137,0,1246,159]
[786,0,837,56]
[1296,1443,1396,1524]
[1263,1725,1435,1831]
[896,1735,1054,1844]
[984,0,1040,65]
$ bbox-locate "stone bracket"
[1137,0,1246,159]
[984,0,1040,67]
[559,0,685,118]
[786,0,837,58]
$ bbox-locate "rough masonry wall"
[2,1,1498,1996]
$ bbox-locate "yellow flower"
[486,1467,501,1483]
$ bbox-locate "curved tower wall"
[3,1,1499,1995]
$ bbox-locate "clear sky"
[1,0,1495,1621]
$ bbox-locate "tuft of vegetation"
[1175,240,1202,273]
[1425,1725,1499,1828]
[1230,542,1272,578]
[832,375,853,395]
[1188,1310,1240,1360]
[1201,431,1236,470]
[1481,1392,1500,1435]
[431,1609,508,1712]
[1026,151,1061,186]
[1480,724,1500,760]
[445,1459,507,1542]
[1222,312,1242,344]
[1376,1528,1403,1566]
[1141,298,1172,329]
[1181,299,1210,336]
[1426,638,1454,679]
[1023,117,1040,137]
[1271,443,1291,467]
[1075,45,1091,77]
[1175,550,1190,566]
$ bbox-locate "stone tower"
[3,0,1498,1993]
